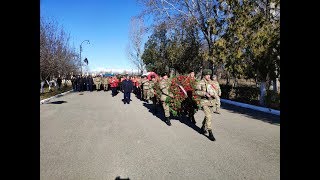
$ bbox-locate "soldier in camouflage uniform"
[160,72,172,126]
[195,69,216,141]
[211,75,221,114]
[102,76,109,91]
[141,75,150,102]
[94,75,102,91]
[148,75,158,114]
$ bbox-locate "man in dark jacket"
[75,75,80,92]
[83,75,88,91]
[57,76,62,90]
[88,75,94,92]
[71,75,76,91]
[79,75,84,92]
[122,75,133,104]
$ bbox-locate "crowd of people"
[70,69,221,141]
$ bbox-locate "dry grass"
[40,85,72,100]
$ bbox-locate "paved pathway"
[40,90,280,180]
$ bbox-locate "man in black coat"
[83,75,87,91]
[57,76,62,90]
[88,75,94,92]
[71,75,76,91]
[79,75,85,92]
[75,75,80,92]
[84,75,89,91]
[122,75,134,104]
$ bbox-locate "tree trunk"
[40,80,45,93]
[199,68,203,79]
[273,78,279,93]
[255,77,259,88]
[267,79,272,91]
[226,71,230,85]
[234,77,238,87]
[259,81,267,106]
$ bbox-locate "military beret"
[203,69,212,75]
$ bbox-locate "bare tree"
[40,17,80,81]
[126,16,146,74]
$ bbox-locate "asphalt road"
[40,90,280,180]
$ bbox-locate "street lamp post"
[80,40,90,75]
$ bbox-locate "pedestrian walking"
[195,69,217,141]
[122,75,134,104]
[159,72,172,126]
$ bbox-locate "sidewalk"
[221,98,280,116]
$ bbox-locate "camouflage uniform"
[211,79,221,113]
[160,78,171,119]
[103,77,109,91]
[148,79,158,113]
[94,76,102,91]
[137,77,142,99]
[148,80,155,99]
[195,69,216,141]
[142,78,150,101]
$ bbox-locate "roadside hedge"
[220,84,280,110]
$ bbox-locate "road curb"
[40,90,74,104]
[221,99,280,116]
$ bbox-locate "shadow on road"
[179,115,202,134]
[143,103,165,122]
[49,101,67,104]
[142,102,184,123]
[115,176,130,180]
[142,102,180,121]
[221,103,280,125]
[142,102,206,137]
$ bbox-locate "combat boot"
[165,117,171,126]
[200,124,207,134]
[208,130,216,141]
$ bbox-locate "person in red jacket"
[131,76,137,94]
[109,76,119,97]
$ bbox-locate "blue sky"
[41,0,145,72]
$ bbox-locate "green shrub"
[265,90,280,110]
[234,86,260,103]
[220,84,232,99]
[220,84,281,109]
